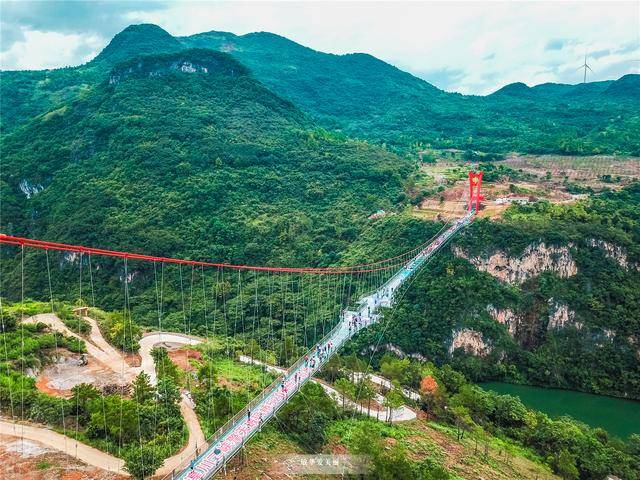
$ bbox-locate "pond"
[480,382,640,439]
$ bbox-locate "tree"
[279,382,337,451]
[321,355,343,382]
[123,444,163,480]
[380,356,410,384]
[383,387,404,424]
[449,405,473,441]
[554,449,579,480]
[197,361,218,389]
[132,372,155,404]
[157,377,181,416]
[87,395,139,443]
[357,378,377,416]
[71,383,99,418]
[344,354,366,381]
[334,378,356,410]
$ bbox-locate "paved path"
[174,213,472,480]
[136,332,202,385]
[352,372,421,401]
[238,355,416,422]
[134,332,207,477]
[0,419,127,475]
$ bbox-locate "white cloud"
[2,1,639,93]
[0,28,103,70]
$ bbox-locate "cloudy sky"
[1,1,638,94]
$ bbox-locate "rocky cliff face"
[487,305,519,336]
[452,243,577,284]
[449,328,492,356]
[587,238,639,270]
[547,299,579,330]
[108,49,248,85]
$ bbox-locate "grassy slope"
[226,419,559,480]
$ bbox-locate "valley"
[0,16,639,480]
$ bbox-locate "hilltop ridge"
[1,23,639,154]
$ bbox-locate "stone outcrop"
[19,179,44,199]
[449,328,491,356]
[587,238,638,270]
[453,243,577,285]
[486,305,518,336]
[108,50,248,85]
[366,343,427,362]
[547,299,577,330]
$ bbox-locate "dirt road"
[0,419,127,475]
[19,314,207,477]
[25,314,131,379]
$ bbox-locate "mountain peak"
[491,82,531,96]
[93,24,182,66]
[603,73,640,98]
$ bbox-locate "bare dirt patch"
[218,377,243,392]
[35,350,127,397]
[0,435,126,480]
[168,348,202,372]
[124,352,141,368]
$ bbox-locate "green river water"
[480,382,640,439]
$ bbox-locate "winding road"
[3,315,207,478]
[238,355,417,422]
[0,418,127,475]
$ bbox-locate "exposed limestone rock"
[453,243,577,285]
[366,343,427,362]
[19,179,44,199]
[628,336,640,360]
[586,238,638,270]
[486,305,518,336]
[449,328,491,356]
[547,299,576,330]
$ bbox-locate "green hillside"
[343,185,640,400]
[181,28,639,154]
[2,24,639,154]
[1,48,409,270]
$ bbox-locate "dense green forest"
[2,24,639,154]
[1,48,408,268]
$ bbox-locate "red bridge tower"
[468,171,484,213]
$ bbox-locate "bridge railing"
[169,212,475,479]
[167,314,346,479]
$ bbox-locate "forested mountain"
[1,48,409,270]
[1,21,639,480]
[2,24,639,154]
[345,186,640,399]
[183,29,640,154]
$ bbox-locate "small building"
[494,196,529,205]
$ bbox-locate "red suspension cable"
[0,233,423,275]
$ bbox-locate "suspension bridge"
[0,172,483,479]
